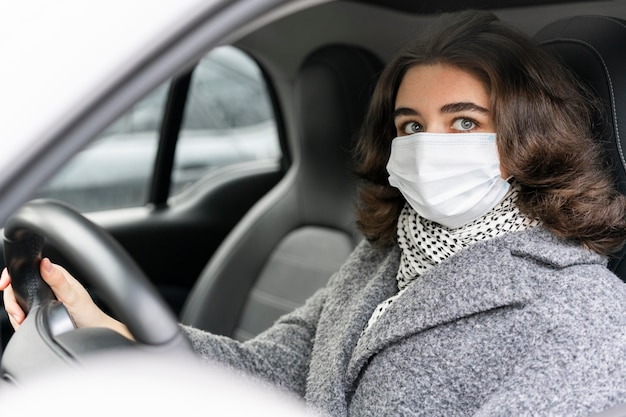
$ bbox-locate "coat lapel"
[307,227,607,413]
[345,228,570,394]
[344,227,608,394]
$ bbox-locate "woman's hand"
[0,258,132,339]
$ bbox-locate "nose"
[423,122,448,134]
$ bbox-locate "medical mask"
[386,132,510,229]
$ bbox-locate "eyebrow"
[393,102,490,119]
[392,107,418,119]
[441,102,489,114]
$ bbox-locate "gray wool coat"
[183,227,626,416]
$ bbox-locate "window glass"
[171,47,280,195]
[34,85,168,212]
[34,46,281,211]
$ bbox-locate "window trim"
[148,72,192,207]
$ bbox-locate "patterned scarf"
[363,183,541,332]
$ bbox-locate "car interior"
[180,44,383,340]
[2,3,626,412]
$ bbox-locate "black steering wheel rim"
[2,199,190,354]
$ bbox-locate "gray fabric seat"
[181,44,383,340]
[535,15,626,280]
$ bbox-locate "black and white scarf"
[363,183,541,332]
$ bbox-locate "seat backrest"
[181,44,383,339]
[534,15,626,279]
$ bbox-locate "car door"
[0,45,285,347]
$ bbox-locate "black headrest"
[534,16,626,274]
[294,44,383,231]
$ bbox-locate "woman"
[3,10,626,416]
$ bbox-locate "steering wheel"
[0,199,192,383]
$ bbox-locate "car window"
[34,46,281,212]
[172,47,280,195]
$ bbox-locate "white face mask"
[386,132,510,229]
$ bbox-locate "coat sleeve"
[180,285,329,397]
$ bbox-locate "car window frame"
[149,72,193,207]
[149,49,288,208]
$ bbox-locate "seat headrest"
[293,44,383,231]
[534,15,626,274]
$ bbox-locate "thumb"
[39,258,128,335]
[39,257,84,307]
[39,258,101,326]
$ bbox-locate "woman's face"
[393,63,505,177]
[393,63,496,136]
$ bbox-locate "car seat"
[534,15,626,281]
[180,44,383,340]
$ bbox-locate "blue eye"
[452,118,476,131]
[403,122,423,134]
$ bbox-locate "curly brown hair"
[353,10,626,256]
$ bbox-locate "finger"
[0,267,10,291]
[2,284,25,329]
